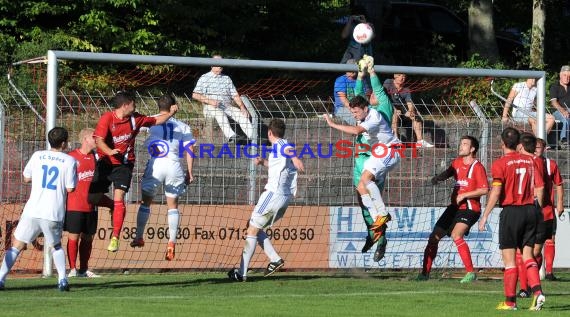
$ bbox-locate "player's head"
[48,127,69,150]
[78,128,95,150]
[111,91,136,112]
[519,132,537,154]
[267,118,286,139]
[501,127,520,150]
[458,135,479,157]
[535,138,546,157]
[349,95,369,120]
[158,94,177,112]
[211,54,223,75]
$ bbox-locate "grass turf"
[1,271,569,316]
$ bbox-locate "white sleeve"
[193,76,206,94]
[23,153,36,178]
[66,159,78,190]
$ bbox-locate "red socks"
[544,239,555,273]
[67,239,78,269]
[454,237,474,272]
[112,200,126,238]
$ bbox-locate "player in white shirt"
[130,95,194,261]
[0,127,77,291]
[324,95,401,243]
[228,119,304,281]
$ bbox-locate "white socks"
[167,209,180,243]
[257,231,280,262]
[239,236,257,277]
[0,247,20,283]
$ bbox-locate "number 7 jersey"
[491,152,543,206]
[22,150,77,222]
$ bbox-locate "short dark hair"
[349,95,369,109]
[501,127,520,150]
[48,127,69,149]
[157,94,176,112]
[535,138,546,147]
[268,118,286,138]
[461,135,479,154]
[520,132,537,153]
[111,91,135,109]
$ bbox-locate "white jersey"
[22,150,77,222]
[512,81,536,112]
[193,71,238,106]
[144,117,195,162]
[265,138,298,195]
[359,108,399,146]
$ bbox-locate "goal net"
[0,55,557,278]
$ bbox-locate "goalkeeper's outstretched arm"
[431,165,454,185]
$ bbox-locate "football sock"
[454,237,474,272]
[544,239,555,273]
[135,205,151,239]
[525,259,542,295]
[516,252,528,290]
[422,240,438,275]
[360,194,378,219]
[52,247,67,282]
[504,266,518,305]
[0,247,20,282]
[257,231,280,262]
[535,254,543,270]
[239,236,257,277]
[365,181,387,217]
[167,209,180,243]
[79,238,93,272]
[67,238,79,270]
[112,200,126,238]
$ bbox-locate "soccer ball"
[353,23,374,44]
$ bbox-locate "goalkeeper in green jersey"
[354,55,395,262]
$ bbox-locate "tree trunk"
[530,0,545,69]
[468,0,499,62]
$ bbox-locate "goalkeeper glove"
[357,58,368,73]
[365,55,375,73]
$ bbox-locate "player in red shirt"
[517,138,564,296]
[479,128,545,311]
[416,136,488,283]
[535,139,565,281]
[64,128,100,278]
[89,91,178,252]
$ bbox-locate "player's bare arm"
[479,184,501,231]
[184,145,195,184]
[456,188,489,205]
[154,104,178,125]
[535,186,545,208]
[323,114,366,135]
[254,157,268,167]
[555,184,564,217]
[94,137,119,156]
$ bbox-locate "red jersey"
[491,152,536,206]
[542,157,563,220]
[66,149,96,212]
[450,158,489,212]
[93,111,156,165]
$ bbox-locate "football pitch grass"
[1,271,569,316]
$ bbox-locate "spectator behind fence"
[502,78,555,140]
[192,55,253,145]
[383,74,434,148]
[340,5,373,63]
[550,65,570,149]
[333,59,370,125]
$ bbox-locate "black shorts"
[499,205,539,250]
[536,218,554,244]
[89,159,134,193]
[64,210,98,235]
[435,205,480,237]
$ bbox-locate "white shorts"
[250,191,292,229]
[141,158,186,198]
[14,216,63,247]
[512,108,536,122]
[363,146,401,184]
